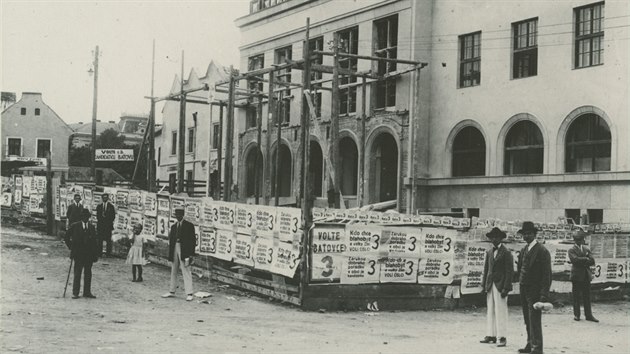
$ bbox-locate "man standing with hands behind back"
[479,227,514,348]
[568,230,598,323]
[96,193,116,257]
[517,221,552,354]
[162,208,196,301]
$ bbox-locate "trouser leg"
[84,262,93,295]
[486,289,496,337]
[132,265,137,280]
[138,266,143,279]
[527,295,543,352]
[572,281,581,318]
[73,261,83,296]
[582,281,593,317]
[493,284,508,339]
[178,249,193,295]
[106,237,112,255]
[169,247,180,293]
[521,290,531,346]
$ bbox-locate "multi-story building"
[234,0,629,222]
[155,61,230,195]
[69,114,149,148]
[1,92,74,170]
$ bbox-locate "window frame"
[171,131,177,156]
[275,45,292,124]
[458,31,482,88]
[374,14,399,109]
[337,26,359,115]
[187,127,195,153]
[6,137,22,156]
[34,108,41,116]
[20,107,26,115]
[565,113,611,172]
[512,17,538,79]
[504,120,544,175]
[247,53,265,95]
[212,123,220,150]
[309,36,324,117]
[574,2,605,69]
[35,138,52,158]
[452,126,486,177]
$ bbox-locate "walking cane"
[63,258,73,298]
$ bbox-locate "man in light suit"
[568,230,598,322]
[517,221,552,354]
[65,208,101,299]
[162,208,196,301]
[96,193,116,257]
[480,227,514,347]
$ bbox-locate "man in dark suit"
[480,227,514,347]
[568,230,598,322]
[96,193,116,257]
[517,221,552,354]
[66,193,83,228]
[162,208,196,301]
[65,208,101,299]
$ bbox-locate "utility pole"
[216,102,224,200]
[274,91,283,206]
[46,151,53,235]
[265,71,275,205]
[148,39,156,192]
[223,69,236,201]
[300,17,311,219]
[177,50,186,193]
[330,33,341,208]
[90,45,99,182]
[255,90,263,205]
[359,76,367,207]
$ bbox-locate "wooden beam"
[314,50,426,66]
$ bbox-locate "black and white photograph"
[1,0,629,353]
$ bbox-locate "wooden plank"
[212,265,299,293]
[211,273,301,305]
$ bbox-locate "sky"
[1,0,249,124]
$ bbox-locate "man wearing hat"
[568,230,598,322]
[66,193,83,228]
[480,227,514,347]
[162,207,196,301]
[517,221,552,354]
[65,208,101,299]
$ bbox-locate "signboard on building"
[95,149,134,161]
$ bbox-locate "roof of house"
[69,121,119,134]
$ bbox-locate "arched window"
[309,141,324,197]
[339,137,358,195]
[271,144,292,197]
[566,114,611,172]
[504,120,543,175]
[452,126,486,177]
[244,147,263,198]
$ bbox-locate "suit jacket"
[481,244,514,293]
[66,221,101,263]
[568,244,595,282]
[168,219,196,262]
[66,202,84,225]
[517,242,552,300]
[96,202,116,231]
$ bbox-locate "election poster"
[270,241,300,278]
[419,227,457,259]
[235,203,255,234]
[22,176,32,197]
[185,198,202,225]
[129,212,143,229]
[129,190,143,213]
[214,201,236,231]
[380,257,418,283]
[254,204,276,238]
[417,258,454,284]
[54,187,61,221]
[277,206,303,243]
[345,224,385,255]
[198,226,217,256]
[116,189,129,210]
[13,189,22,206]
[142,216,157,241]
[113,210,130,240]
[381,227,423,258]
[156,214,170,239]
[83,186,93,213]
[311,253,343,282]
[143,192,157,217]
[591,260,627,284]
[29,193,44,214]
[214,229,235,261]
[311,225,346,254]
[170,196,185,218]
[201,197,217,227]
[340,255,381,284]
[1,192,11,207]
[459,242,487,294]
[253,236,274,271]
[233,233,254,267]
[194,225,200,254]
[157,194,170,215]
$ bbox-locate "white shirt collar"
[527,239,537,251]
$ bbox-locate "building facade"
[155,61,230,195]
[235,0,629,222]
[1,92,74,169]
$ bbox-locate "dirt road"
[1,224,629,353]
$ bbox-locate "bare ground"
[1,224,629,354]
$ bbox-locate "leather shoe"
[518,345,532,353]
[71,295,80,299]
[497,337,506,347]
[480,336,497,343]
[585,316,599,323]
[84,294,96,298]
[574,316,580,321]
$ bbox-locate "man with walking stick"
[64,208,101,299]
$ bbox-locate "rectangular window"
[36,139,51,158]
[459,32,481,88]
[374,15,398,108]
[565,209,582,224]
[7,138,21,156]
[20,108,26,115]
[248,54,265,94]
[275,46,292,124]
[212,124,220,149]
[157,147,161,166]
[338,26,358,114]
[575,2,604,68]
[187,128,195,153]
[513,18,538,79]
[587,209,603,224]
[186,170,194,194]
[309,37,324,117]
[246,106,257,129]
[35,108,41,116]
[467,208,480,218]
[168,173,176,194]
[171,131,177,155]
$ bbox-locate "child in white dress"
[126,224,147,282]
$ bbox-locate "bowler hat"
[573,229,589,240]
[174,207,185,215]
[486,227,507,239]
[518,221,538,234]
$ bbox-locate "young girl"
[126,224,147,282]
